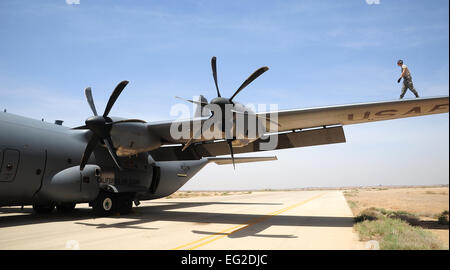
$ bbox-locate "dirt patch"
[426,229,449,249]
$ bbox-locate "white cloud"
[365,0,380,5]
[66,0,80,5]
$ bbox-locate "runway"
[0,190,364,250]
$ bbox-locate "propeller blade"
[195,95,211,117]
[182,138,194,152]
[72,125,88,130]
[103,136,122,170]
[80,134,99,170]
[111,119,147,125]
[182,125,203,151]
[103,80,129,117]
[84,87,98,116]
[229,66,269,101]
[211,56,221,97]
[227,140,236,170]
[175,96,208,106]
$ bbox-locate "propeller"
[77,80,143,171]
[175,96,208,106]
[211,56,221,98]
[178,57,268,105]
[177,56,269,169]
[227,140,235,169]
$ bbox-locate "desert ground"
[343,186,449,249]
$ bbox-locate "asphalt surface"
[0,190,364,250]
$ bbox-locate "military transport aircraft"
[0,57,448,216]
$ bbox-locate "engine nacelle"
[110,122,161,156]
[41,165,101,203]
[143,159,208,199]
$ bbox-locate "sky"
[0,0,448,190]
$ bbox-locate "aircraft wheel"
[56,203,76,213]
[92,191,115,216]
[33,204,55,214]
[116,197,133,215]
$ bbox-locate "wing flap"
[150,126,345,161]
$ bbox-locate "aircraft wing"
[259,96,449,132]
[147,117,208,144]
[149,96,448,161]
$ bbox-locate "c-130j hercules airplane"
[0,57,448,216]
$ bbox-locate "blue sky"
[0,0,448,190]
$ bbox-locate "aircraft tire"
[92,191,116,216]
[114,193,134,215]
[33,204,55,214]
[56,203,76,213]
[116,198,133,215]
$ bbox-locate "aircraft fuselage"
[0,111,205,208]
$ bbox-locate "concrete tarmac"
[0,190,364,250]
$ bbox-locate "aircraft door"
[0,149,20,182]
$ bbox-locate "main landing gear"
[33,203,77,214]
[91,191,134,217]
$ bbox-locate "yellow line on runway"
[172,192,326,250]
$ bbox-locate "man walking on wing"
[397,59,419,99]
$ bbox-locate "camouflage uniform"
[400,65,419,99]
